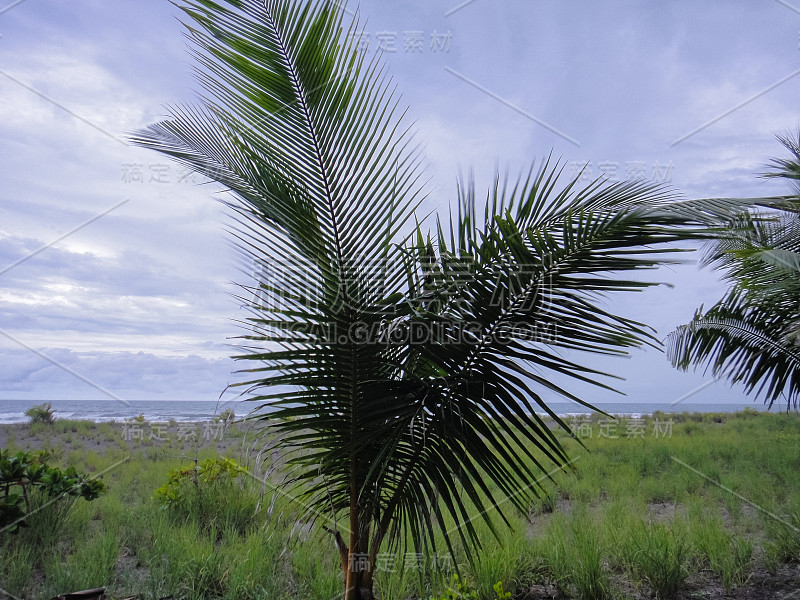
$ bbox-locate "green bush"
[154,456,256,532]
[24,402,55,424]
[214,408,236,425]
[0,449,105,537]
[429,574,511,600]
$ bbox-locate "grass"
[0,410,799,599]
[628,521,691,600]
[763,496,800,569]
[534,510,609,599]
[469,531,526,599]
[43,528,120,596]
[0,544,34,597]
[689,504,753,591]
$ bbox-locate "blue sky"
[1,0,799,412]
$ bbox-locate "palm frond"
[363,166,731,561]
[668,132,800,410]
[667,292,800,408]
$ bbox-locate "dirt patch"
[646,501,687,524]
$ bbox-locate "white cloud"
[0,0,796,405]
[0,347,234,399]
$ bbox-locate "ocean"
[0,398,774,425]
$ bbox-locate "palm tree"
[132,1,734,598]
[667,133,800,410]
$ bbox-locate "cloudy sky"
[1,0,798,412]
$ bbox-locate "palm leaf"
[362,167,736,563]
[668,292,800,407]
[668,132,800,410]
[131,2,771,597]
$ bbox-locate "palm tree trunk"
[344,490,379,600]
[343,550,377,600]
[357,567,376,600]
[345,468,358,600]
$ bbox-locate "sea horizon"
[0,398,779,425]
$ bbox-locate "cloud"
[1,0,796,405]
[0,346,235,399]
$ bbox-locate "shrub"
[24,402,55,424]
[214,408,236,425]
[0,449,105,540]
[154,456,256,532]
[429,575,511,600]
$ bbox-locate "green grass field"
[1,410,799,600]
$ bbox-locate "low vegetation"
[24,402,55,425]
[0,448,105,535]
[1,410,799,599]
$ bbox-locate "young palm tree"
[132,1,739,597]
[667,133,800,411]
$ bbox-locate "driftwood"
[47,591,169,600]
[48,588,105,600]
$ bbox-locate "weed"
[429,574,513,600]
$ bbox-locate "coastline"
[0,398,772,425]
[0,407,770,455]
